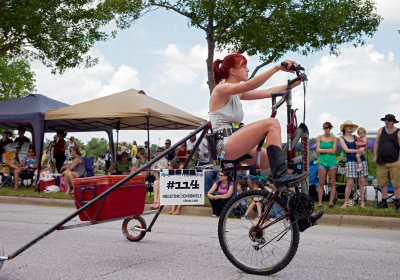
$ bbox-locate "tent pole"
[115,121,120,161]
[146,116,150,162]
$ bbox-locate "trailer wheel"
[122,216,147,242]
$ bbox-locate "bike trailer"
[73,175,146,221]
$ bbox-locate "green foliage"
[86,137,109,159]
[0,57,36,100]
[145,0,382,92]
[0,0,145,74]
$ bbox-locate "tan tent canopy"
[45,89,206,131]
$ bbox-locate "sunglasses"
[156,150,162,152]
[165,142,171,145]
[385,118,394,122]
[323,126,332,129]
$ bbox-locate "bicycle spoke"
[218,190,300,275]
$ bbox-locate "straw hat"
[340,120,358,133]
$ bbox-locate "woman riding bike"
[209,53,323,228]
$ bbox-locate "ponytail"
[213,59,224,85]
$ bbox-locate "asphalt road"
[0,203,399,280]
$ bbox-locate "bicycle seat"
[221,154,253,165]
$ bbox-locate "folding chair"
[0,152,16,188]
[83,157,94,177]
[18,169,36,188]
[374,182,395,206]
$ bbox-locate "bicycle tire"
[122,215,147,242]
[218,190,300,275]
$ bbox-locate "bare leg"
[381,186,388,199]
[13,168,21,191]
[395,186,400,199]
[317,169,327,206]
[153,180,160,203]
[167,205,175,214]
[358,177,365,208]
[256,202,262,217]
[224,118,281,169]
[172,205,182,215]
[356,153,361,165]
[341,178,354,209]
[64,171,78,194]
[328,168,337,205]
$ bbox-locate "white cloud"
[148,44,207,95]
[32,51,141,104]
[382,93,400,117]
[309,45,400,100]
[375,0,400,22]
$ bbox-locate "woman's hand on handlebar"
[278,60,299,73]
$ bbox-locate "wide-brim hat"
[340,120,358,133]
[380,114,399,123]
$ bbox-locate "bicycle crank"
[287,193,314,219]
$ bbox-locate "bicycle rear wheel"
[218,190,300,275]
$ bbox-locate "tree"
[0,0,144,74]
[139,0,382,93]
[0,57,36,101]
[86,137,109,159]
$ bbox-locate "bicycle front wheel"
[218,190,300,275]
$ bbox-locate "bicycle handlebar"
[280,62,308,85]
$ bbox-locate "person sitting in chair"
[61,146,87,194]
[9,147,37,191]
[108,152,132,175]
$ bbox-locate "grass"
[313,201,400,217]
[1,184,399,217]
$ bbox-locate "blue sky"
[33,0,400,146]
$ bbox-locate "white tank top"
[209,95,244,131]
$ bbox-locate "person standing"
[14,126,30,147]
[0,130,13,160]
[374,114,400,211]
[53,130,66,173]
[104,146,112,174]
[164,139,175,161]
[131,140,138,159]
[338,121,368,209]
[80,145,86,158]
[316,122,338,208]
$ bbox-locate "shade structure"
[0,94,69,168]
[45,89,207,131]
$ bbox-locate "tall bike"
[217,63,314,275]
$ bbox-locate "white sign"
[160,169,204,205]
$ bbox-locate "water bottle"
[220,150,225,160]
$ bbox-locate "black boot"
[297,210,324,232]
[267,145,308,190]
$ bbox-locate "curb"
[1,196,399,230]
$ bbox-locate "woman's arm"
[339,137,358,153]
[215,60,298,97]
[239,81,302,101]
[207,182,218,199]
[316,136,322,153]
[66,158,81,171]
[216,183,234,199]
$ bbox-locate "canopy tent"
[45,89,207,159]
[0,94,69,165]
[45,89,206,130]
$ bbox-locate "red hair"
[213,53,247,85]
